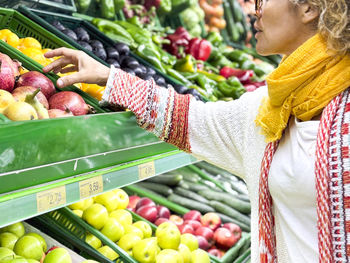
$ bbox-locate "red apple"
[156,205,170,219]
[223,223,242,240]
[169,215,183,226]
[136,206,158,223]
[154,218,170,226]
[208,248,223,258]
[127,195,140,209]
[214,228,238,248]
[201,212,222,231]
[196,235,210,251]
[178,224,194,234]
[195,227,214,242]
[184,220,201,230]
[183,210,202,222]
[135,197,156,210]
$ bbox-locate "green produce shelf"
[1,0,76,14]
[0,151,196,228]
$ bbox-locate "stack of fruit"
[0,221,78,263]
[68,189,211,263]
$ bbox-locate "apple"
[191,249,210,263]
[156,222,181,250]
[94,191,119,212]
[85,233,102,249]
[27,259,40,263]
[97,246,119,261]
[0,232,18,250]
[214,227,238,248]
[222,223,242,240]
[0,247,15,260]
[200,213,221,231]
[208,248,223,258]
[14,236,43,260]
[109,209,132,227]
[1,257,28,263]
[82,203,108,230]
[178,224,194,235]
[82,198,94,210]
[100,218,124,242]
[183,220,201,231]
[156,249,183,263]
[72,210,83,218]
[156,206,170,219]
[178,244,191,263]
[44,248,71,263]
[183,211,202,222]
[68,200,86,210]
[133,221,152,238]
[25,233,47,252]
[195,227,214,243]
[132,238,158,263]
[46,246,59,254]
[113,189,129,210]
[169,215,183,226]
[127,195,140,209]
[136,206,158,223]
[180,233,198,252]
[196,235,210,250]
[117,234,142,256]
[0,222,25,238]
[154,218,170,226]
[124,225,144,239]
[135,198,156,210]
[81,260,99,263]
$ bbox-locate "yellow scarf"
[255,33,350,142]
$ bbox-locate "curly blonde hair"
[290,0,350,54]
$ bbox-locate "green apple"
[100,218,124,242]
[85,233,102,249]
[109,209,132,227]
[13,236,43,260]
[82,203,108,230]
[0,223,25,238]
[117,234,141,256]
[113,189,129,210]
[191,249,210,263]
[83,198,94,210]
[123,225,143,239]
[25,233,47,252]
[133,221,152,238]
[0,257,28,263]
[72,210,83,218]
[68,200,86,210]
[0,248,15,260]
[178,244,191,263]
[0,232,18,250]
[26,260,39,263]
[156,222,181,250]
[80,260,99,263]
[132,238,158,263]
[156,249,183,263]
[180,234,198,252]
[97,246,119,261]
[94,192,118,212]
[43,248,71,263]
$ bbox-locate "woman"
[43,0,350,261]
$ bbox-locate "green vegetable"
[196,74,215,97]
[158,0,172,14]
[197,70,226,82]
[101,0,115,19]
[233,249,251,263]
[114,0,125,12]
[227,50,250,64]
[146,173,183,186]
[114,21,152,45]
[75,0,92,13]
[180,9,200,28]
[217,81,242,98]
[130,185,163,198]
[136,182,173,196]
[174,187,209,203]
[206,31,223,47]
[209,200,251,225]
[174,55,195,72]
[166,68,192,85]
[188,24,202,38]
[223,0,239,42]
[182,181,209,192]
[126,16,141,27]
[221,233,251,263]
[136,45,166,74]
[170,0,191,14]
[168,194,215,213]
[92,18,134,44]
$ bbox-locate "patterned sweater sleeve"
[102,66,193,152]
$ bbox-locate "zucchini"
[233,248,251,263]
[216,213,250,232]
[174,187,209,204]
[223,0,240,42]
[221,233,251,263]
[184,181,209,192]
[209,201,250,225]
[232,0,244,22]
[147,173,183,186]
[168,194,215,214]
[198,190,251,214]
[136,182,173,196]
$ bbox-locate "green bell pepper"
[114,0,125,12]
[227,50,251,64]
[75,0,91,13]
[206,31,223,47]
[101,0,115,19]
[114,21,152,45]
[136,45,167,74]
[196,74,216,97]
[219,77,245,99]
[211,55,236,68]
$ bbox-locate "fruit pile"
[68,188,211,263]
[0,221,76,263]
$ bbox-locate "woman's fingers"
[59,65,78,74]
[56,72,83,88]
[43,56,73,73]
[44,47,79,59]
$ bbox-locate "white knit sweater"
[188,86,289,263]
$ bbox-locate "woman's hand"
[43,48,110,88]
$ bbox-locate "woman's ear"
[299,3,319,25]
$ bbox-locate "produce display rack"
[0,0,76,14]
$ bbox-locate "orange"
[20,47,46,65]
[19,37,42,49]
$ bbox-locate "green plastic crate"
[1,0,76,14]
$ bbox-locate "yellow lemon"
[19,37,42,49]
[20,47,46,65]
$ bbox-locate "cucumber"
[233,248,251,263]
[209,201,251,225]
[168,194,215,214]
[232,0,244,22]
[216,213,250,232]
[147,173,183,186]
[174,187,209,204]
[136,182,173,196]
[178,181,190,189]
[172,167,200,183]
[184,181,209,192]
[221,233,251,263]
[130,185,163,199]
[198,190,251,214]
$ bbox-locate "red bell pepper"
[186,38,211,61]
[163,27,191,58]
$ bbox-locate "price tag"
[36,186,66,213]
[79,176,103,199]
[138,161,155,180]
